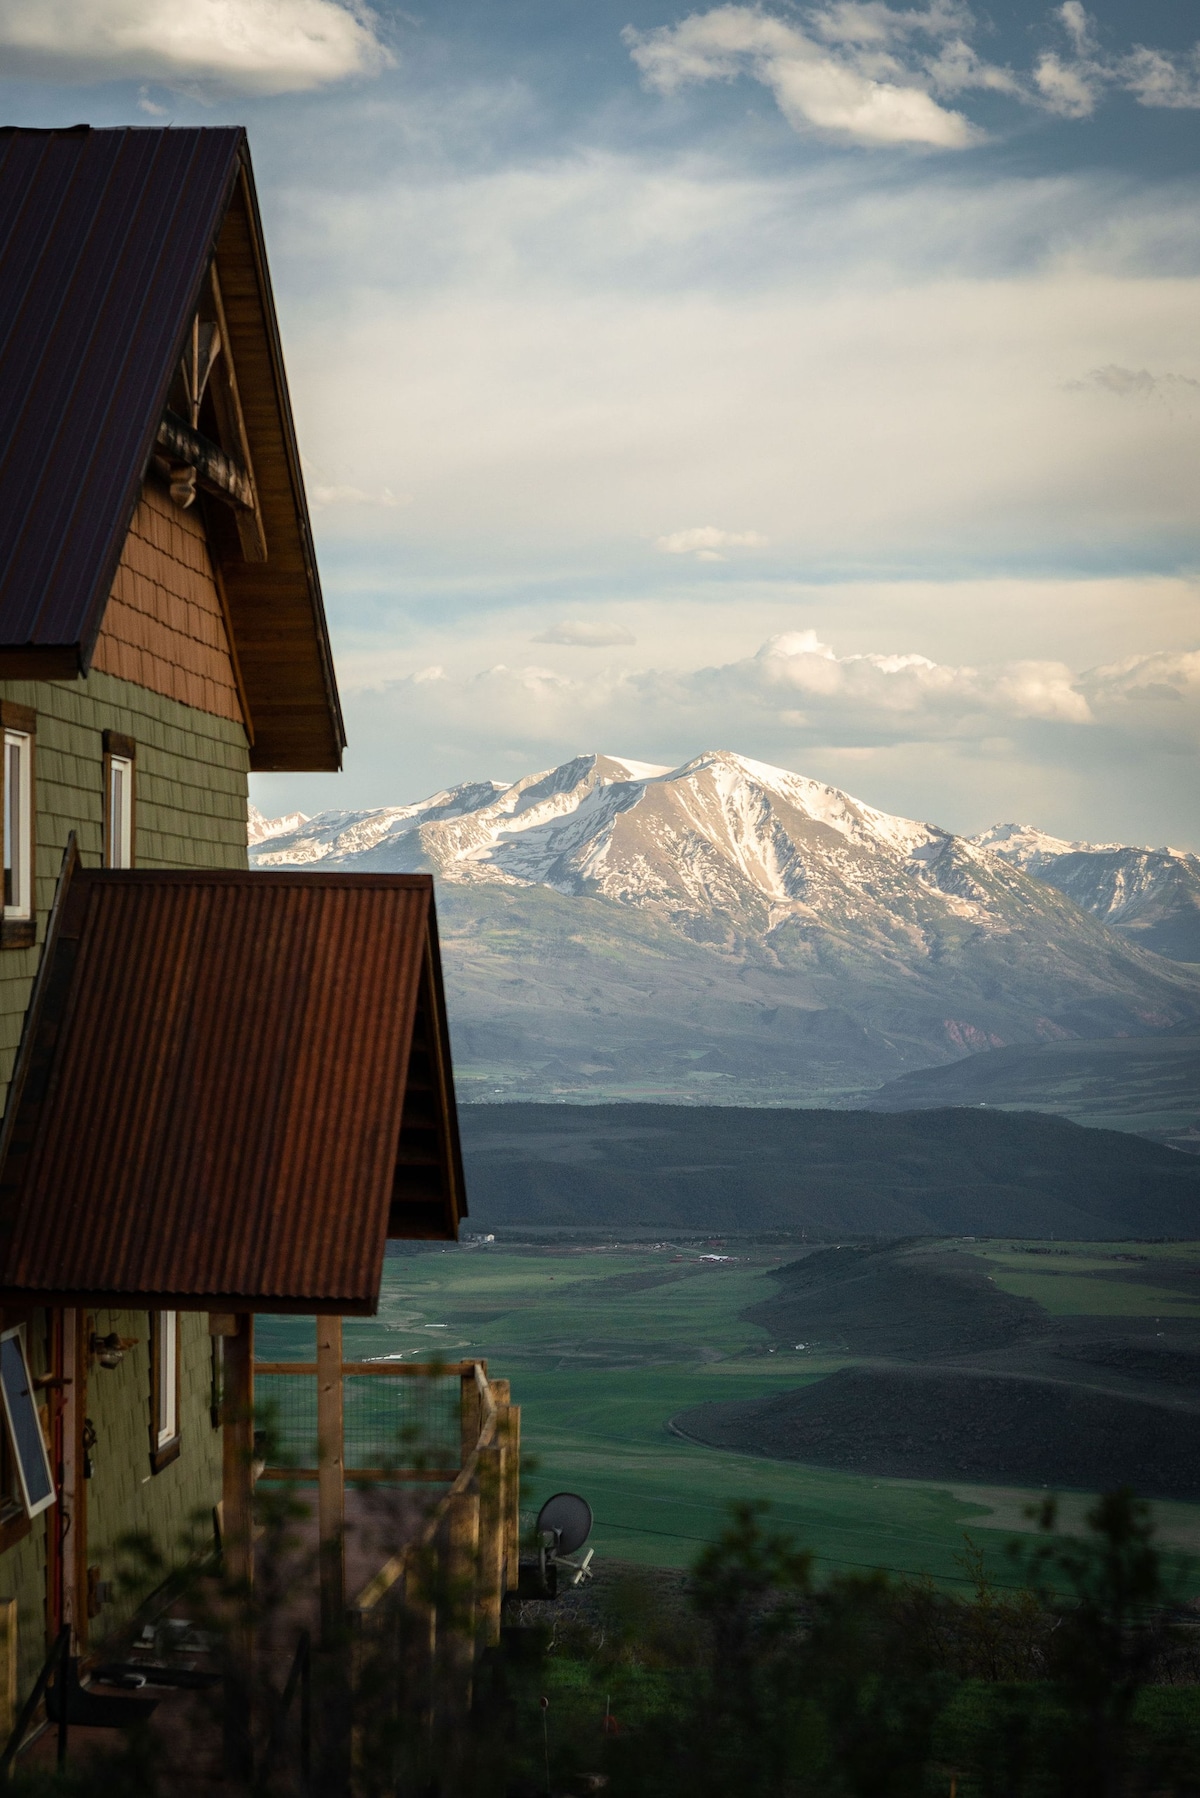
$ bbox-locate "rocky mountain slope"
[973,823,1200,963]
[251,752,1200,1103]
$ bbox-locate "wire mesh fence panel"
[343,1372,461,1473]
[254,1368,463,1476]
[256,1372,319,1470]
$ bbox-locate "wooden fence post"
[435,1487,479,1723]
[496,1400,521,1591]
[459,1368,481,1467]
[477,1441,504,1648]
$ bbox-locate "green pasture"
[971,1241,1200,1317]
[257,1238,1200,1589]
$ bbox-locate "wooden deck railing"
[255,1357,521,1707]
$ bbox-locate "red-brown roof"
[0,857,466,1312]
[0,126,344,771]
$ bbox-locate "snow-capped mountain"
[248,803,310,847]
[250,752,1200,1103]
[253,750,1019,925]
[974,824,1200,964]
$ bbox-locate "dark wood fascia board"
[0,648,84,681]
[0,1288,382,1317]
[217,154,344,772]
[425,902,468,1232]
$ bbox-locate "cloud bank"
[532,621,637,647]
[354,631,1200,760]
[0,0,389,92]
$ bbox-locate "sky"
[3,0,1198,847]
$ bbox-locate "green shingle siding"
[0,670,249,1692]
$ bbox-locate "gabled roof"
[0,125,344,771]
[0,854,466,1313]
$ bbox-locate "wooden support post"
[316,1315,345,1647]
[221,1314,255,1781]
[221,1315,255,1591]
[73,1315,91,1652]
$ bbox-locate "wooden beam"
[207,262,268,563]
[316,1315,344,1646]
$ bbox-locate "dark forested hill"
[458,1103,1200,1238]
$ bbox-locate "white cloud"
[1032,50,1098,117]
[0,0,389,93]
[1034,4,1200,119]
[625,3,1200,137]
[654,525,769,560]
[623,5,981,148]
[1122,45,1200,110]
[532,621,637,647]
[308,483,406,508]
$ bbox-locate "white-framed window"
[150,1311,180,1470]
[106,756,133,869]
[102,732,136,869]
[3,730,32,919]
[0,1326,55,1519]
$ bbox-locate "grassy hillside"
[680,1238,1200,1502]
[459,1102,1200,1238]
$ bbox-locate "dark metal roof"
[0,855,466,1313]
[0,126,344,770]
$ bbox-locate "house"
[0,125,494,1737]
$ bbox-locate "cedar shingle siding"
[93,484,246,727]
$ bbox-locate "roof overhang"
[0,851,466,1314]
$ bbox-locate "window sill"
[149,1438,181,1475]
[0,919,35,950]
[0,1508,31,1553]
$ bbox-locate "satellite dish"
[536,1492,593,1555]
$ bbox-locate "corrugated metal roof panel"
[0,127,238,656]
[0,862,466,1313]
[0,126,345,770]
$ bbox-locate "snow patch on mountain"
[248,804,309,846]
[973,824,1200,962]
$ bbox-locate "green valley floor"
[256,1237,1200,1590]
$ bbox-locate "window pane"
[5,742,18,909]
[108,756,132,869]
[157,1312,178,1446]
[3,734,29,918]
[0,1331,54,1516]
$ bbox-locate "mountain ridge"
[250,751,1200,1103]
